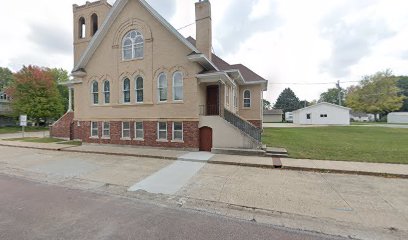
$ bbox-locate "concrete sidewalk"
[0,138,407,178]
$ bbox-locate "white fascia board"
[188,54,219,71]
[197,72,236,87]
[73,0,203,72]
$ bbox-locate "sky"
[1,0,408,104]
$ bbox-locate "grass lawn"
[262,126,408,164]
[0,126,49,134]
[6,137,65,143]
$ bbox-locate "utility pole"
[336,80,342,106]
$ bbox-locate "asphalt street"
[0,174,344,240]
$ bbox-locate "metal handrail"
[223,108,261,142]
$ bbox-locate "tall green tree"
[346,70,405,119]
[49,68,70,113]
[397,76,408,111]
[0,67,14,90]
[319,88,346,106]
[263,99,272,110]
[274,88,301,113]
[9,66,64,125]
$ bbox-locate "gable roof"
[264,109,283,115]
[293,102,351,113]
[186,37,266,82]
[73,0,202,73]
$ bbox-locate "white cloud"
[1,0,408,103]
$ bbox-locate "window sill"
[134,138,144,141]
[156,139,169,143]
[120,137,132,141]
[89,136,99,139]
[172,100,184,104]
[121,57,144,62]
[101,137,110,140]
[171,140,184,143]
[157,101,168,104]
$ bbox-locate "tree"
[274,88,301,113]
[9,66,65,125]
[49,68,70,113]
[263,99,272,110]
[397,76,408,111]
[0,67,14,90]
[319,88,346,106]
[346,70,405,119]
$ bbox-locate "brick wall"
[248,120,262,129]
[50,112,74,139]
[73,120,200,149]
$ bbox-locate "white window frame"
[135,76,144,103]
[122,122,131,139]
[225,86,230,106]
[122,30,144,60]
[91,81,99,105]
[103,80,110,104]
[102,122,110,138]
[172,122,183,141]
[172,72,183,101]
[135,122,144,140]
[158,73,167,102]
[91,122,98,138]
[157,122,168,141]
[123,78,131,104]
[243,90,251,108]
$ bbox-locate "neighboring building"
[293,102,350,125]
[0,91,14,127]
[350,112,374,122]
[51,0,268,151]
[285,112,293,123]
[263,109,283,123]
[388,112,408,124]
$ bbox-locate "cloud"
[319,1,396,77]
[215,0,281,55]
[28,22,72,55]
[145,0,177,20]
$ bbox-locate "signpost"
[20,115,27,138]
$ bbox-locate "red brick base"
[50,112,74,139]
[70,120,200,149]
[248,120,262,129]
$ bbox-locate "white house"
[388,112,408,124]
[293,102,351,125]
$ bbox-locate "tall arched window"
[173,72,183,101]
[79,17,86,39]
[123,78,131,103]
[91,81,99,105]
[122,30,144,60]
[135,76,144,103]
[158,73,167,102]
[243,90,251,108]
[103,80,110,104]
[91,13,98,36]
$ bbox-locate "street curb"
[1,143,407,179]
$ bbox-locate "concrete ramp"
[128,152,214,194]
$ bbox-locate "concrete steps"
[265,147,289,158]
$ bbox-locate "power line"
[268,81,360,85]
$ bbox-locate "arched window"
[243,90,251,108]
[173,72,183,101]
[91,14,98,36]
[135,76,144,103]
[122,30,144,60]
[123,78,131,103]
[103,80,110,104]
[79,17,86,39]
[91,81,99,105]
[158,73,167,102]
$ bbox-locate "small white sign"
[20,115,27,127]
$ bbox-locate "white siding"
[293,103,350,125]
[388,112,408,124]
